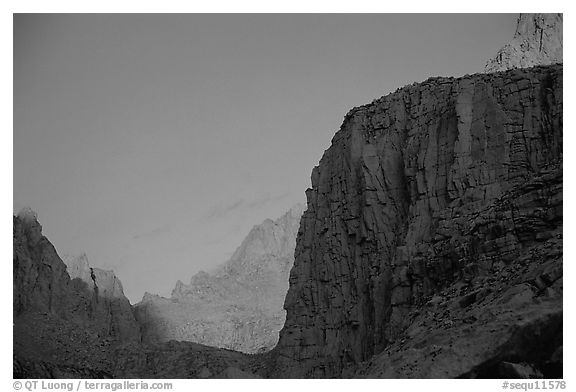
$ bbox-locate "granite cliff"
[271,64,563,378]
[13,209,142,377]
[485,14,562,73]
[14,66,562,379]
[135,204,304,353]
[14,14,563,378]
[62,253,141,342]
[13,209,262,378]
[13,65,562,379]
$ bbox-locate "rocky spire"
[485,13,562,73]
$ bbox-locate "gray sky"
[14,14,517,303]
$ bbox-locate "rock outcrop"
[13,210,262,379]
[14,208,73,318]
[485,14,562,73]
[356,167,562,378]
[62,254,141,342]
[111,341,260,378]
[14,28,563,378]
[272,65,562,378]
[14,210,142,376]
[135,204,305,353]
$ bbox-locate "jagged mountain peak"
[16,206,39,222]
[134,204,305,353]
[13,212,142,374]
[226,203,304,269]
[485,13,562,73]
[62,253,129,300]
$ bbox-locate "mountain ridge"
[13,14,563,378]
[13,65,563,379]
[485,13,562,73]
[134,203,305,353]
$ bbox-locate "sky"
[13,13,518,303]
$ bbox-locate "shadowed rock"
[272,65,562,378]
[13,55,563,379]
[13,210,142,376]
[62,253,141,342]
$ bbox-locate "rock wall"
[135,204,304,353]
[485,14,562,73]
[13,208,73,318]
[13,210,262,379]
[274,65,562,377]
[14,210,142,377]
[63,254,141,342]
[356,165,562,378]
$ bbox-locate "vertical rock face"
[13,208,72,318]
[274,65,562,377]
[14,209,142,377]
[485,14,562,73]
[13,210,261,379]
[62,254,141,342]
[135,204,305,353]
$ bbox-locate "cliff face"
[13,65,563,379]
[485,14,562,73]
[274,65,562,377]
[356,166,562,378]
[62,254,141,342]
[14,210,142,377]
[135,204,304,353]
[13,208,73,318]
[13,210,263,379]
